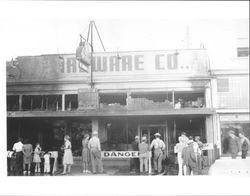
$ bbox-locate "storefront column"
[172,90,175,108]
[210,79,218,108]
[205,115,215,165]
[205,86,212,108]
[92,118,99,134]
[62,94,65,111]
[19,95,22,111]
[126,91,131,108]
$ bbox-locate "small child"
[43,152,51,175]
[33,143,42,173]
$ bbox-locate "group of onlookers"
[175,132,204,176]
[131,132,166,175]
[82,131,103,174]
[11,131,104,176]
[228,130,249,159]
[10,129,249,176]
[12,138,52,175]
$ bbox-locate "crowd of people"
[227,130,249,159]
[130,132,166,175]
[9,129,249,176]
[130,132,205,175]
[10,131,104,176]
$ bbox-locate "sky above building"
[0,1,249,70]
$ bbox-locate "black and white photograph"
[0,1,249,196]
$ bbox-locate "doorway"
[140,125,167,144]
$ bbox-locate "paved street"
[208,157,250,176]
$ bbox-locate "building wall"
[217,75,249,109]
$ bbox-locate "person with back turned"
[12,137,23,176]
[88,131,103,174]
[150,133,165,174]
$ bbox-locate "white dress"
[33,147,41,163]
[63,140,74,165]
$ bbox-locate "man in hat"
[182,136,198,175]
[239,132,250,159]
[130,136,140,174]
[228,130,241,159]
[88,131,103,174]
[150,133,165,174]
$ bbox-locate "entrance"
[139,125,167,173]
[140,125,167,144]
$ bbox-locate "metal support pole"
[19,95,22,111]
[90,21,94,88]
[172,90,175,108]
[62,94,65,111]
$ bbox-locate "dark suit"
[130,141,139,172]
[241,138,249,159]
[228,136,240,159]
[182,142,198,175]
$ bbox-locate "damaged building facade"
[6,48,225,168]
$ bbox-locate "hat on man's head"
[154,133,161,137]
[142,136,147,141]
[135,136,139,139]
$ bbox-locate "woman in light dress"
[33,143,42,173]
[82,133,91,173]
[62,135,74,175]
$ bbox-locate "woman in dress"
[33,143,41,173]
[82,133,90,173]
[62,135,73,174]
[22,138,33,175]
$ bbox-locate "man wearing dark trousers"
[130,136,140,174]
[12,138,23,176]
[182,136,198,175]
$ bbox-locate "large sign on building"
[6,49,210,82]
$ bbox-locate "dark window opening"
[237,47,249,57]
[174,92,205,108]
[22,95,62,111]
[7,95,19,111]
[65,94,78,110]
[128,92,173,109]
[99,93,127,107]
[131,92,172,102]
[105,119,128,151]
[22,95,32,111]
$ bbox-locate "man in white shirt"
[12,138,23,175]
[88,131,103,174]
[150,133,166,174]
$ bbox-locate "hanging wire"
[93,21,106,52]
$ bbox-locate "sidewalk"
[208,157,250,176]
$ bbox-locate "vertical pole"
[62,94,65,111]
[172,90,175,108]
[90,21,94,88]
[126,118,129,150]
[18,119,21,138]
[30,97,33,111]
[19,95,22,111]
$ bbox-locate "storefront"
[7,48,218,172]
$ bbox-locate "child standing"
[33,143,41,173]
[43,152,51,175]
